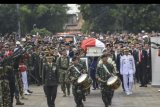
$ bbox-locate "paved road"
[14,83,160,107]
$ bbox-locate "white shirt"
[120,55,135,75]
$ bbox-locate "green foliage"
[30,28,52,37]
[0,4,18,34]
[0,4,69,35]
[79,4,160,33]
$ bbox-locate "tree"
[0,4,69,36]
[0,4,18,35]
[79,4,160,33]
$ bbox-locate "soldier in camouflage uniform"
[0,66,10,107]
[96,54,115,107]
[2,44,14,107]
[67,57,86,107]
[75,51,89,101]
[56,49,70,97]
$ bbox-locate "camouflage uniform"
[14,69,24,98]
[56,57,70,96]
[67,63,84,107]
[96,63,114,107]
[78,59,89,101]
[0,66,12,107]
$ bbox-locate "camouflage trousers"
[101,85,114,107]
[59,72,70,95]
[15,72,23,97]
[1,80,11,107]
[72,85,84,107]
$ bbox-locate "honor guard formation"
[0,31,159,107]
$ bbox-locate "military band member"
[75,51,89,101]
[42,56,59,107]
[67,57,86,107]
[56,49,70,97]
[96,54,115,107]
[120,47,135,95]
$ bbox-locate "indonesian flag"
[81,38,105,51]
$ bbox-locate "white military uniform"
[120,54,135,95]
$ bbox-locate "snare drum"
[77,74,92,90]
[107,76,121,90]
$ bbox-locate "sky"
[67,4,80,14]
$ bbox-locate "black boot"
[27,90,33,93]
[15,96,24,105]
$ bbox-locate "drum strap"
[73,66,81,74]
[103,64,111,75]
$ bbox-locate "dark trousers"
[118,73,124,91]
[90,70,98,89]
[91,77,99,89]
[138,63,147,86]
[9,81,15,106]
[135,64,140,83]
[8,71,15,107]
[72,85,84,107]
[101,87,114,107]
[45,85,58,107]
[43,85,47,96]
[146,67,152,84]
[34,67,41,85]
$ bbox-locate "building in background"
[64,13,84,34]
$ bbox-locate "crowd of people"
[0,31,159,107]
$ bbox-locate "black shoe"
[144,85,147,87]
[83,97,86,101]
[28,90,33,93]
[80,103,84,107]
[139,85,144,87]
[92,88,96,90]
